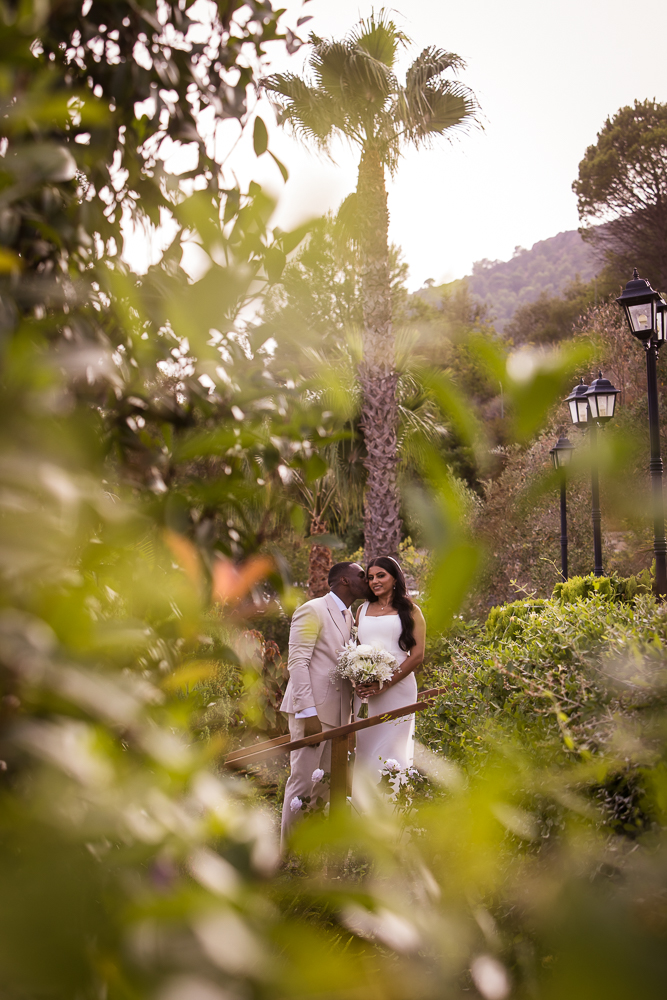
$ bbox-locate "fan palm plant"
[265,10,478,560]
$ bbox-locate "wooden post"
[346,734,355,796]
[330,734,348,813]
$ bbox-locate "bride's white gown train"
[353,601,417,783]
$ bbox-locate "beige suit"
[280,593,353,843]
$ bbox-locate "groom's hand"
[304,715,322,737]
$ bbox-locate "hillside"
[417,229,601,331]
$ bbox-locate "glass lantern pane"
[587,393,599,419]
[577,399,589,423]
[628,302,654,334]
[657,305,667,341]
[557,448,572,467]
[568,400,578,425]
[597,395,609,418]
[606,393,616,417]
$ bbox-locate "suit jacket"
[280,592,353,728]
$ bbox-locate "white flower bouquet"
[333,639,397,718]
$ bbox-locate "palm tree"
[265,11,478,561]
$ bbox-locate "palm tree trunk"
[357,146,401,562]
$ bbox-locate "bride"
[353,556,426,779]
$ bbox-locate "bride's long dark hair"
[367,556,416,653]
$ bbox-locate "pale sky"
[125,0,667,292]
[237,0,667,290]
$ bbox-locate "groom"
[280,561,370,844]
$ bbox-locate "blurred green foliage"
[2,5,667,1000]
[0,0,337,565]
[261,212,409,358]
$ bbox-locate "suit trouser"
[280,714,335,847]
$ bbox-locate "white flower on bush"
[289,796,303,813]
[311,768,325,783]
[379,760,427,808]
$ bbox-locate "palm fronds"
[263,15,478,164]
[263,72,342,150]
[348,9,407,66]
[405,46,466,91]
[399,47,478,148]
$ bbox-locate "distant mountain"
[418,229,601,332]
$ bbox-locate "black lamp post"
[616,269,667,597]
[565,374,620,577]
[586,374,620,577]
[549,436,574,580]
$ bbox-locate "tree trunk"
[356,146,401,563]
[307,512,332,598]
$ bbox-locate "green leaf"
[223,186,241,223]
[293,452,328,482]
[505,342,593,442]
[424,368,482,447]
[269,150,289,181]
[253,116,268,156]
[278,221,312,254]
[264,246,286,283]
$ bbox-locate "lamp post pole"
[615,270,667,597]
[559,471,568,581]
[588,420,603,577]
[550,436,574,582]
[645,339,667,595]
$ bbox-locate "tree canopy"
[573,99,667,290]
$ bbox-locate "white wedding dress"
[353,601,417,780]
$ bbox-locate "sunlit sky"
[126,0,667,292]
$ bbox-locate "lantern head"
[615,268,661,339]
[585,372,620,423]
[564,380,590,428]
[549,436,575,471]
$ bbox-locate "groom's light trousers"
[280,714,335,847]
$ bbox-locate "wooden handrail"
[223,686,447,769]
[225,732,290,763]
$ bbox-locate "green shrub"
[485,598,547,639]
[420,586,667,772]
[419,584,667,842]
[480,574,653,647]
[552,569,652,604]
[483,571,653,642]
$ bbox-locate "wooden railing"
[224,687,446,810]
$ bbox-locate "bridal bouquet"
[333,639,397,716]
